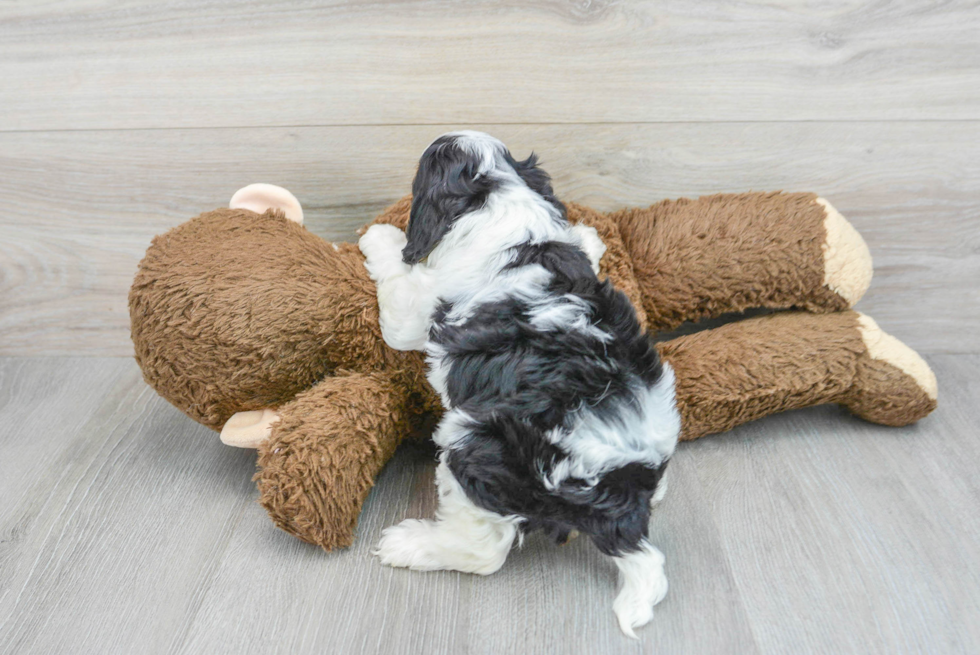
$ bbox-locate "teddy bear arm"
[364,195,413,233]
[254,369,416,550]
[657,310,936,441]
[611,192,873,333]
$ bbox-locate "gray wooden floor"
[0,356,976,654]
[3,1,979,653]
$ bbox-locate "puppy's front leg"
[359,224,439,351]
[375,459,521,575]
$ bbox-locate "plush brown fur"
[131,207,438,431]
[612,192,849,332]
[657,310,936,440]
[130,192,936,550]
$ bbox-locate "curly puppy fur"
[362,132,679,636]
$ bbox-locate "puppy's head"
[403,131,564,264]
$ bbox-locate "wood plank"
[686,354,980,654]
[0,357,131,539]
[0,358,757,654]
[177,443,758,655]
[1,1,979,130]
[457,454,760,655]
[0,358,259,654]
[173,443,470,655]
[2,122,977,355]
[3,356,975,653]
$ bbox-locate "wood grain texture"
[687,356,980,654]
[0,356,976,654]
[2,1,979,130]
[2,122,977,356]
[0,358,259,654]
[1,2,975,651]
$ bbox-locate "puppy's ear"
[403,139,497,264]
[508,152,566,219]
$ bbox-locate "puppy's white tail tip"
[613,595,656,638]
[618,620,639,640]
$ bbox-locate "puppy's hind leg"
[375,458,521,575]
[610,539,669,638]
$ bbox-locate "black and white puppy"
[358,131,680,636]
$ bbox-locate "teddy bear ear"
[229,183,304,224]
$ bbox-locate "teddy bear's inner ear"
[220,409,281,448]
[229,183,304,224]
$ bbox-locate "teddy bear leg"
[656,310,936,441]
[843,313,938,426]
[254,370,414,550]
[611,192,873,332]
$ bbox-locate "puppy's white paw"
[570,224,606,274]
[359,223,407,255]
[359,224,410,280]
[612,544,668,638]
[374,519,440,571]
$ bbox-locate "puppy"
[358,131,680,637]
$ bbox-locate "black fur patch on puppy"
[503,151,566,219]
[405,131,676,559]
[403,136,499,264]
[433,241,668,555]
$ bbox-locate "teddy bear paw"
[817,198,873,307]
[843,313,938,426]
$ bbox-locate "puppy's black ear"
[403,138,497,264]
[507,152,566,219]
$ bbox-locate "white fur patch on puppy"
[375,459,523,575]
[650,474,668,507]
[550,364,679,488]
[359,224,438,351]
[569,223,607,274]
[612,541,669,638]
[359,223,410,280]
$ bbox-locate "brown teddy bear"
[129,184,937,551]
